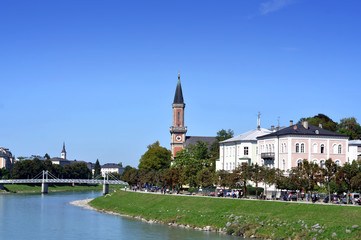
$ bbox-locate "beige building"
[0,147,14,169]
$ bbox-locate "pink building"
[257,121,349,171]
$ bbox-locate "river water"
[0,191,238,240]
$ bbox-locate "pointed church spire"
[62,142,66,153]
[173,73,184,104]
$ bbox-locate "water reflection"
[0,192,238,240]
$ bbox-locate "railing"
[0,179,126,185]
[261,152,275,159]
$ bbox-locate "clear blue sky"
[1,0,360,167]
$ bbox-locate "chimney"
[319,123,323,128]
[271,125,275,131]
[290,120,293,126]
[303,121,309,129]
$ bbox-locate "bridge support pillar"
[103,184,109,195]
[41,183,48,194]
[0,184,4,190]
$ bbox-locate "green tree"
[174,141,211,187]
[216,170,231,188]
[300,160,321,197]
[250,163,264,198]
[321,159,338,203]
[216,129,234,142]
[337,160,359,204]
[93,159,101,178]
[138,141,171,171]
[44,153,51,160]
[299,113,337,132]
[197,168,215,188]
[337,117,361,140]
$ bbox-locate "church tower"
[170,73,187,158]
[61,142,67,160]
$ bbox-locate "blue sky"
[1,0,360,167]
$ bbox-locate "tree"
[173,141,211,187]
[337,117,361,140]
[44,153,51,160]
[321,159,338,203]
[118,162,123,168]
[250,164,264,198]
[93,159,101,178]
[230,163,252,196]
[138,141,171,171]
[300,160,321,197]
[216,170,231,188]
[337,160,359,204]
[197,168,215,188]
[216,129,234,142]
[298,114,337,132]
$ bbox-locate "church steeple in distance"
[173,73,184,104]
[170,73,187,159]
[61,142,67,160]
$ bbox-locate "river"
[0,191,239,240]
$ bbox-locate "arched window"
[296,143,300,153]
[338,144,342,154]
[313,159,318,165]
[266,145,268,153]
[313,143,317,153]
[297,159,302,167]
[333,144,337,154]
[320,144,325,154]
[320,160,325,168]
[335,160,341,166]
[282,159,286,170]
[301,143,305,153]
[269,144,272,152]
[272,144,274,152]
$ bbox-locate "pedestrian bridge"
[0,170,128,194]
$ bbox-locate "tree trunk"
[255,181,258,199]
[328,181,331,204]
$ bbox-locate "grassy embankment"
[90,191,361,239]
[2,184,104,193]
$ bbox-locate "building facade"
[0,147,14,169]
[348,140,361,162]
[217,127,272,172]
[257,121,349,171]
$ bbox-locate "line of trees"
[299,114,361,140]
[6,159,92,179]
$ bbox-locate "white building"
[216,126,272,172]
[348,140,361,162]
[99,163,125,177]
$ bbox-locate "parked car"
[323,194,339,203]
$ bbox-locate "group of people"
[217,189,244,198]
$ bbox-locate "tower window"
[177,111,180,122]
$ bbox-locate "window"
[226,163,228,170]
[282,159,285,170]
[244,147,249,155]
[313,159,318,165]
[256,146,258,154]
[313,143,317,153]
[320,144,325,154]
[338,144,342,154]
[320,160,325,168]
[301,143,305,153]
[296,143,300,153]
[333,144,337,154]
[335,160,341,166]
[177,111,180,122]
[297,159,302,167]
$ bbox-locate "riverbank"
[89,190,361,239]
[1,184,104,193]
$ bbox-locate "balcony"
[261,152,275,159]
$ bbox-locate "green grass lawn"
[3,184,104,193]
[90,191,361,239]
